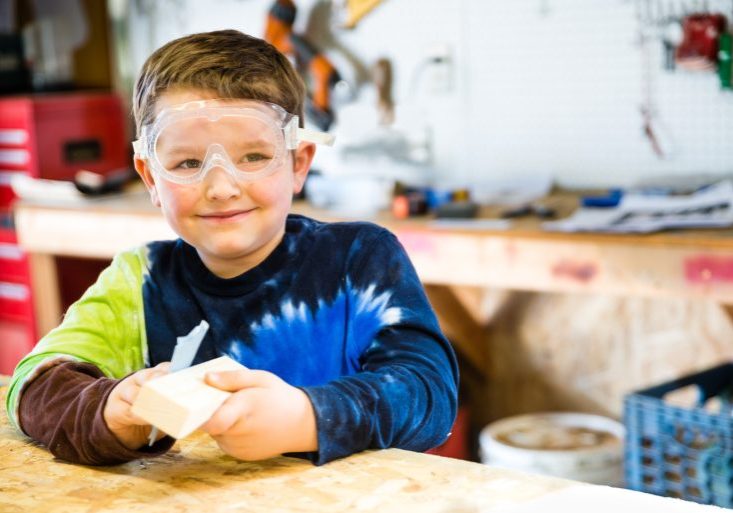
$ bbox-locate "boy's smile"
[135,89,315,279]
[198,208,258,223]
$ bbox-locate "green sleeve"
[5,247,149,432]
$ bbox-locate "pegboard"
[634,0,733,27]
[633,0,733,176]
[122,0,733,187]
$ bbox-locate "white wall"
[124,0,733,188]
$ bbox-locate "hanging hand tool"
[636,0,674,159]
[373,57,394,125]
[265,0,341,130]
[337,0,385,29]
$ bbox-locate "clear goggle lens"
[134,100,334,184]
[153,112,284,182]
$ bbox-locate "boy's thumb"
[205,369,262,391]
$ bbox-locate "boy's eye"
[243,153,269,163]
[174,158,202,170]
[238,152,274,171]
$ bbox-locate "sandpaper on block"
[131,356,247,440]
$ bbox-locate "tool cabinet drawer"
[0,319,35,375]
[0,280,33,324]
[0,245,29,284]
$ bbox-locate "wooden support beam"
[450,286,512,327]
[424,284,494,375]
[27,253,61,338]
[721,304,733,327]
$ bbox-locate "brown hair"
[133,30,305,136]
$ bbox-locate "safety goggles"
[132,99,334,185]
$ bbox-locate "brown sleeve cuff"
[19,361,175,465]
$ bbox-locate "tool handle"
[373,58,394,125]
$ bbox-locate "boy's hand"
[103,363,170,450]
[200,369,318,460]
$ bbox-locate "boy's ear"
[292,142,316,194]
[134,157,161,207]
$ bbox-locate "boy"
[6,30,458,466]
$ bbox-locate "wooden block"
[131,356,246,440]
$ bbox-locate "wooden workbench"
[12,191,733,375]
[0,386,721,512]
[16,190,733,297]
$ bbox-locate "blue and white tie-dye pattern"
[240,281,402,384]
[143,215,456,464]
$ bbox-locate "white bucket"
[479,412,624,486]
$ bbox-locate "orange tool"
[265,0,341,130]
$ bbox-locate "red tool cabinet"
[0,92,128,374]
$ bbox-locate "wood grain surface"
[1,386,723,512]
[0,386,576,513]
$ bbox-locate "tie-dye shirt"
[7,214,458,464]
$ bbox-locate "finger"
[204,369,272,392]
[132,366,169,387]
[213,438,278,462]
[117,364,171,405]
[118,384,140,405]
[200,394,251,436]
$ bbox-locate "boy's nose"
[204,166,242,201]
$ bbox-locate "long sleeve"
[18,361,174,465]
[300,231,459,464]
[6,249,149,440]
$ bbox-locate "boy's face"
[135,89,315,278]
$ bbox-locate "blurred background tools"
[73,167,136,196]
[580,189,624,208]
[674,13,727,72]
[391,184,477,219]
[336,0,385,29]
[265,0,342,130]
[372,57,394,125]
[500,202,557,220]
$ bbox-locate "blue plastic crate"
[624,363,733,508]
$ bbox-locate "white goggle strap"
[285,116,335,149]
[132,126,149,157]
[297,127,335,147]
[132,139,144,157]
